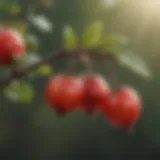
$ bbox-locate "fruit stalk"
[0,49,116,87]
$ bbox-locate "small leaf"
[26,34,39,51]
[9,4,21,15]
[24,53,41,65]
[18,54,52,77]
[28,14,53,33]
[117,51,152,79]
[63,25,78,49]
[13,53,41,67]
[22,53,42,78]
[3,81,34,103]
[81,20,104,48]
[36,64,53,76]
[98,33,128,52]
[12,53,42,78]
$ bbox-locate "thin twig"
[0,49,116,87]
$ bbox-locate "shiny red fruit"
[102,86,142,128]
[0,28,25,64]
[81,75,111,113]
[45,74,84,113]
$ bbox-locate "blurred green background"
[0,0,160,159]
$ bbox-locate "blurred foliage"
[3,81,34,103]
[61,20,151,82]
[63,25,78,49]
[0,20,27,35]
[15,53,53,80]
[97,33,128,52]
[0,3,20,14]
[81,20,104,48]
[9,3,21,15]
[26,34,39,52]
[36,64,53,76]
[28,14,53,33]
[117,51,152,79]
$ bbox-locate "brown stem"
[80,53,93,73]
[102,59,120,92]
[0,49,117,87]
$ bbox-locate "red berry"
[45,74,84,113]
[101,86,142,128]
[81,75,111,113]
[0,28,25,65]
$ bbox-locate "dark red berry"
[101,86,142,128]
[81,75,111,113]
[0,28,25,65]
[45,74,84,113]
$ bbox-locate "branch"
[0,49,116,87]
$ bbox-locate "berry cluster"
[0,27,142,130]
[45,74,142,129]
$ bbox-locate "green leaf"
[12,53,41,68]
[28,14,53,33]
[98,33,128,52]
[3,81,34,103]
[25,53,41,64]
[9,4,21,15]
[26,35,39,51]
[23,53,42,78]
[63,25,78,49]
[36,64,53,76]
[81,20,104,48]
[117,51,152,79]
